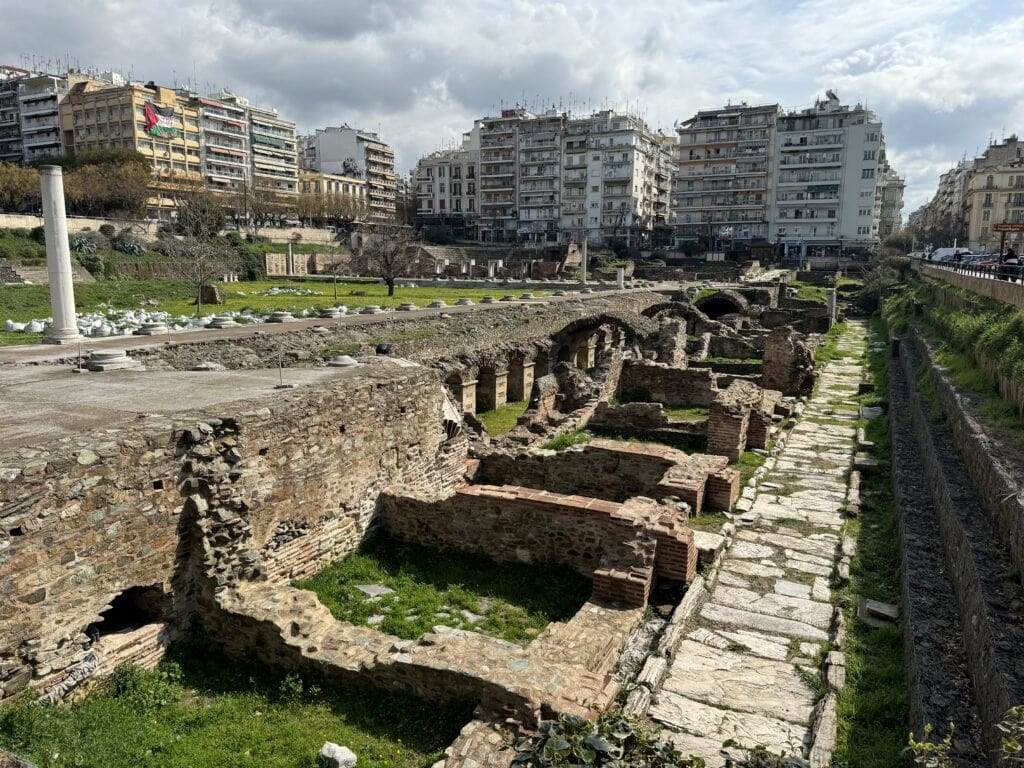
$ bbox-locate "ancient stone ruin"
[0,280,849,767]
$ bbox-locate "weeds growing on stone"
[0,642,471,768]
[295,534,590,644]
[541,430,591,451]
[737,450,767,487]
[833,315,909,768]
[814,322,849,365]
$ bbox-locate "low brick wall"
[618,360,720,407]
[380,483,698,605]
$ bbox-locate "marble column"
[40,166,82,345]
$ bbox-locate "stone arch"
[694,290,749,320]
[641,301,712,335]
[550,314,646,369]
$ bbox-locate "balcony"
[19,104,58,118]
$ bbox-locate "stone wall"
[0,359,463,700]
[918,263,1024,311]
[129,293,661,372]
[896,329,1024,757]
[707,379,783,461]
[474,440,735,514]
[380,484,698,604]
[761,327,817,396]
[618,360,720,407]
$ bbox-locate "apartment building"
[0,66,25,164]
[875,163,905,240]
[965,135,1024,252]
[671,102,780,251]
[770,91,885,258]
[17,73,67,163]
[560,110,674,246]
[195,95,250,196]
[61,77,203,217]
[477,109,525,242]
[415,125,479,237]
[299,126,396,221]
[517,110,565,244]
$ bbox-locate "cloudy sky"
[4,0,1024,211]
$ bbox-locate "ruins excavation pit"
[0,285,844,766]
[293,534,591,644]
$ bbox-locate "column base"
[42,332,85,345]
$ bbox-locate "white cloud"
[2,0,1023,206]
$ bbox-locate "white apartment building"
[17,73,67,163]
[770,92,885,258]
[0,66,26,164]
[299,126,397,221]
[672,103,780,251]
[478,109,526,242]
[196,95,250,195]
[560,110,674,247]
[875,162,905,240]
[415,126,480,235]
[518,110,565,245]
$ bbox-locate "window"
[439,200,445,210]
[454,199,461,212]
[467,166,474,178]
[857,226,870,234]
[863,150,876,160]
[439,166,445,177]
[983,209,991,221]
[467,183,475,194]
[861,169,874,179]
[468,199,475,212]
[591,185,599,192]
[439,183,445,194]
[593,154,600,160]
[426,168,432,177]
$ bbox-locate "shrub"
[69,231,106,254]
[98,223,116,238]
[998,705,1024,762]
[29,225,45,244]
[508,714,702,768]
[112,229,144,256]
[77,251,105,276]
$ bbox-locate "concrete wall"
[918,263,1024,311]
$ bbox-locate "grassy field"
[476,401,529,435]
[0,643,471,768]
[295,535,589,644]
[663,405,709,422]
[0,278,551,347]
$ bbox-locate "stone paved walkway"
[651,321,866,765]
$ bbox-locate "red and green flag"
[143,101,178,137]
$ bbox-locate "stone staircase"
[0,258,94,284]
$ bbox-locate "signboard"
[993,223,1024,232]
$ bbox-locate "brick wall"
[618,361,720,407]
[0,360,463,700]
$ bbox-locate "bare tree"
[358,222,419,296]
[174,191,226,239]
[165,237,239,315]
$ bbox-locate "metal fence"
[923,260,1024,284]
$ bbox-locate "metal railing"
[924,260,1024,284]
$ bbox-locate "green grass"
[476,400,529,435]
[815,321,850,365]
[0,643,471,768]
[0,330,42,346]
[662,406,709,422]
[833,315,908,768]
[737,450,767,487]
[686,512,727,532]
[541,430,591,451]
[0,229,46,264]
[789,281,827,303]
[0,278,552,345]
[294,534,590,644]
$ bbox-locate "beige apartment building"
[966,135,1024,252]
[299,126,397,221]
[415,126,480,237]
[60,77,204,218]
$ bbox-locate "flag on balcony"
[143,101,178,137]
